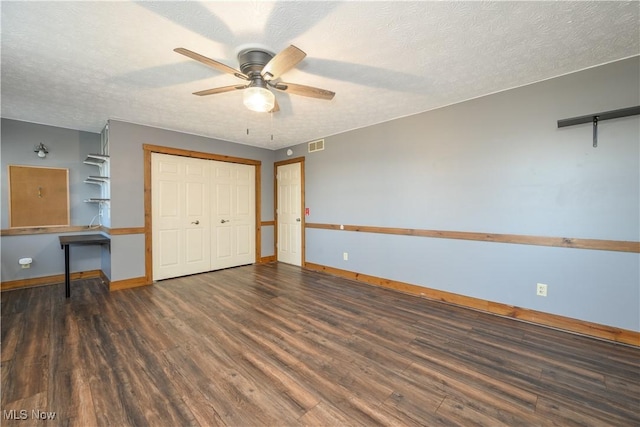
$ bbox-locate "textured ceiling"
[2,1,639,149]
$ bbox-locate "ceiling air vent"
[308,139,325,153]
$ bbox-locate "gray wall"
[277,57,640,331]
[0,119,104,281]
[107,120,276,281]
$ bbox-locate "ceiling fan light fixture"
[243,86,275,112]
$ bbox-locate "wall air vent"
[308,139,325,153]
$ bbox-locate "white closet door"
[277,162,302,266]
[211,161,256,270]
[152,153,210,280]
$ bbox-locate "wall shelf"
[84,154,109,166]
[83,148,110,207]
[84,176,110,185]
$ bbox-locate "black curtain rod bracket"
[557,106,640,148]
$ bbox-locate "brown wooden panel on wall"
[9,165,69,228]
[1,225,95,236]
[305,222,640,253]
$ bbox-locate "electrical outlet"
[343,252,348,261]
[536,283,548,297]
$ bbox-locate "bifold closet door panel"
[152,153,211,280]
[211,160,255,270]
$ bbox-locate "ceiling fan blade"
[275,82,335,100]
[174,48,248,80]
[261,45,306,80]
[193,85,247,96]
[270,98,280,113]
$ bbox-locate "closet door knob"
[221,219,229,224]
[296,218,301,222]
[191,220,200,225]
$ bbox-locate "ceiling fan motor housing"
[238,48,275,77]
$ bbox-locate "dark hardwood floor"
[2,263,639,426]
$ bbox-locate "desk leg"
[64,244,70,298]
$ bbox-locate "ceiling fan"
[174,45,335,113]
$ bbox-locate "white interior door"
[152,153,210,280]
[277,162,302,266]
[211,161,256,270]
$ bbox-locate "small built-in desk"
[59,234,110,298]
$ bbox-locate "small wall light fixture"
[34,143,49,158]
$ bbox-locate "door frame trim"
[274,157,305,266]
[143,144,262,283]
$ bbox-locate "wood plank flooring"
[2,263,639,426]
